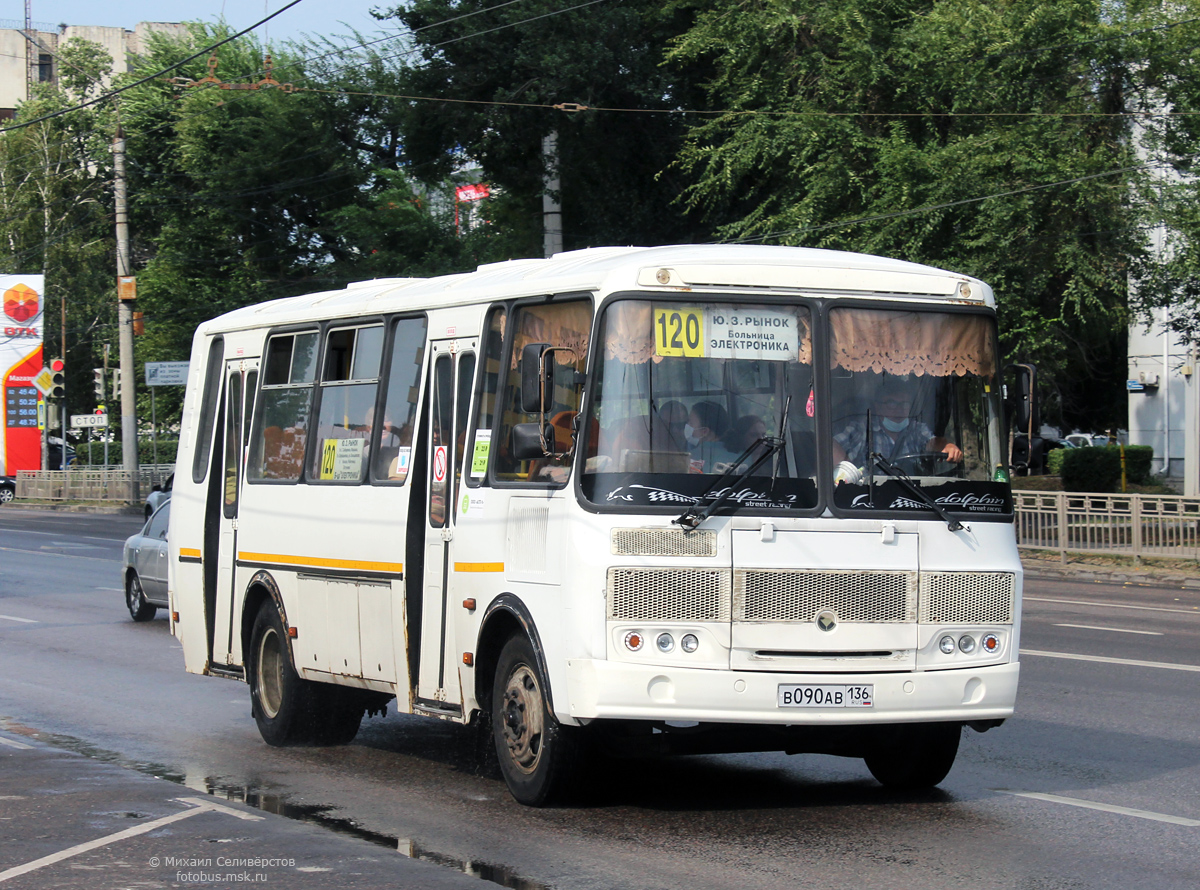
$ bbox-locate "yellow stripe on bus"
[238,552,403,574]
[179,548,202,560]
[454,562,504,573]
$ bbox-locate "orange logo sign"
[4,284,39,323]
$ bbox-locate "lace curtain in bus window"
[829,309,994,377]
[248,331,318,482]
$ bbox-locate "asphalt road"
[1,508,1198,890]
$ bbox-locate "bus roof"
[196,244,992,335]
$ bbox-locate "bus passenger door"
[208,359,257,668]
[416,341,476,710]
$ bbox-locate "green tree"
[667,0,1144,431]
[377,0,716,254]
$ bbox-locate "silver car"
[122,500,170,621]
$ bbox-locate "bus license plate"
[778,684,873,708]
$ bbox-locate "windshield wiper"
[674,435,784,531]
[870,452,965,532]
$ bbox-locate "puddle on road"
[0,716,551,890]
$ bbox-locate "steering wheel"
[889,451,954,476]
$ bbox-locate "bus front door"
[416,342,477,712]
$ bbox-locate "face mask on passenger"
[881,417,910,433]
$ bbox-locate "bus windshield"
[580,299,819,511]
[580,297,1010,519]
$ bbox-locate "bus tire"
[125,573,157,622]
[491,634,578,806]
[864,723,961,790]
[249,602,318,746]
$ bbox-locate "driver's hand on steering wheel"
[942,442,963,462]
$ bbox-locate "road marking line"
[1053,623,1163,636]
[0,798,261,883]
[0,736,32,750]
[94,587,122,592]
[0,615,36,624]
[1026,596,1200,616]
[1021,649,1200,672]
[996,790,1200,827]
[0,545,116,564]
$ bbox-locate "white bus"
[169,244,1022,805]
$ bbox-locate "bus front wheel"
[491,634,578,806]
[864,722,961,790]
[249,602,318,746]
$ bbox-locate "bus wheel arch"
[241,571,286,670]
[474,594,553,717]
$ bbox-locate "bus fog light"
[958,634,976,654]
[939,635,956,655]
[624,631,644,651]
[656,633,675,653]
[681,633,699,653]
[981,633,1000,653]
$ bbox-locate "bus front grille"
[607,568,731,621]
[734,569,917,623]
[611,528,717,557]
[918,572,1015,624]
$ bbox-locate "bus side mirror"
[1005,362,1038,436]
[520,342,551,414]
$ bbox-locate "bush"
[73,438,178,467]
[1047,447,1068,476]
[1059,445,1154,492]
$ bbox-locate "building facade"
[0,21,187,118]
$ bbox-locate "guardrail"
[15,466,174,502]
[1015,491,1200,562]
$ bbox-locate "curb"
[0,502,143,515]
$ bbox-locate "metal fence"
[1015,491,1200,562]
[15,466,174,503]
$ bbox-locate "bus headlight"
[681,633,699,653]
[656,633,675,653]
[939,635,956,655]
[958,634,976,654]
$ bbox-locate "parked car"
[1012,433,1073,475]
[47,437,76,470]
[0,476,14,504]
[144,473,173,519]
[122,499,170,621]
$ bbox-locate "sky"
[12,1,395,45]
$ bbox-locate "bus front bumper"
[562,659,1019,726]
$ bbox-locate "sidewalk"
[1020,549,1200,589]
[0,731,489,890]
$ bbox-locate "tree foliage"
[666,0,1150,430]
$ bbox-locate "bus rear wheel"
[250,602,319,746]
[491,634,578,806]
[864,723,961,790]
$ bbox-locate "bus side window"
[191,337,224,484]
[247,331,318,482]
[465,305,506,487]
[372,315,427,483]
[309,324,384,484]
[493,300,591,484]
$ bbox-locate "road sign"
[31,366,54,396]
[145,361,189,386]
[71,414,109,428]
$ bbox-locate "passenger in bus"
[686,401,738,473]
[724,414,771,468]
[832,376,963,469]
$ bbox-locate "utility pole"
[542,131,563,258]
[114,129,139,502]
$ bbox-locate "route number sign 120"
[654,307,704,357]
